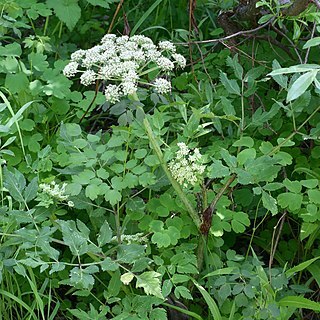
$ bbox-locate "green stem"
[208,174,236,213]
[143,117,201,230]
[43,16,49,36]
[240,79,245,136]
[115,204,121,244]
[268,105,320,156]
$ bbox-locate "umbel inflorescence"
[168,143,206,188]
[63,34,186,103]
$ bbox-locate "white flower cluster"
[168,142,206,188]
[111,233,148,244]
[63,34,186,102]
[39,181,74,207]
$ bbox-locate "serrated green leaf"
[231,211,250,233]
[308,189,320,204]
[278,296,320,312]
[47,0,81,31]
[86,0,115,8]
[208,160,230,179]
[226,54,243,80]
[150,308,167,320]
[57,220,89,256]
[97,221,112,247]
[151,232,171,248]
[117,244,145,264]
[300,222,319,241]
[301,179,318,189]
[24,177,38,202]
[237,148,256,166]
[174,286,193,300]
[286,257,320,278]
[85,184,100,200]
[0,43,22,56]
[283,179,301,193]
[104,189,122,206]
[3,167,26,203]
[277,193,302,211]
[262,190,278,215]
[101,257,119,271]
[69,266,98,289]
[219,72,241,95]
[221,149,237,168]
[271,60,288,89]
[218,283,231,300]
[136,271,164,299]
[5,73,29,94]
[250,104,280,128]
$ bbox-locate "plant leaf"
[47,0,81,31]
[219,72,241,96]
[192,280,222,320]
[136,271,164,299]
[287,70,317,102]
[303,37,320,49]
[286,256,320,278]
[278,296,320,312]
[97,221,113,247]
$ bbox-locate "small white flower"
[131,35,153,45]
[121,81,137,95]
[70,49,86,62]
[154,78,171,94]
[39,181,70,202]
[168,143,205,188]
[104,84,121,103]
[120,50,135,61]
[67,201,74,207]
[116,35,129,45]
[63,62,79,78]
[110,233,147,244]
[82,46,103,68]
[133,50,145,63]
[101,33,117,43]
[156,57,174,71]
[80,70,96,86]
[172,53,186,69]
[177,142,189,157]
[158,40,176,53]
[65,34,187,102]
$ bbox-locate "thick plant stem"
[200,175,236,236]
[143,118,201,230]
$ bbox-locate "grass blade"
[278,296,320,312]
[192,280,222,320]
[131,0,164,35]
[285,256,320,278]
[0,289,38,320]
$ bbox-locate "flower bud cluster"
[39,181,74,207]
[168,143,206,188]
[63,34,186,102]
[110,232,148,244]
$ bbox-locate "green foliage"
[0,0,320,319]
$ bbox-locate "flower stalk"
[143,117,201,230]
